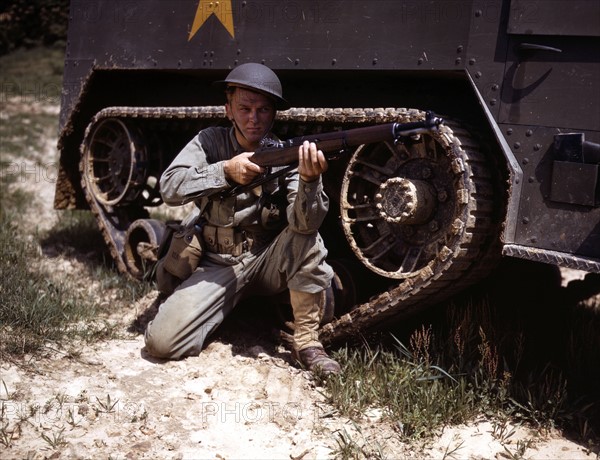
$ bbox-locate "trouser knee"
[144,331,176,359]
[285,230,333,293]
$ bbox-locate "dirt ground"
[2,324,597,459]
[1,98,598,459]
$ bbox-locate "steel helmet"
[215,63,289,110]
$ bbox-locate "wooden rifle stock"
[250,111,443,167]
[223,112,443,196]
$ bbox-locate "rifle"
[224,111,443,196]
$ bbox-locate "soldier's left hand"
[298,141,328,182]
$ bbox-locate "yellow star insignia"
[189,0,235,41]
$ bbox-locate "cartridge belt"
[202,225,254,256]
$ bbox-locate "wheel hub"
[340,129,463,279]
[375,177,436,224]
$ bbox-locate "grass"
[0,111,59,159]
[321,269,600,454]
[0,46,153,361]
[0,204,154,359]
[0,209,119,357]
[325,339,481,442]
[0,45,65,102]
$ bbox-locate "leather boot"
[293,346,341,375]
[289,289,341,375]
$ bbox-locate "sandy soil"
[0,98,597,459]
[1,327,596,459]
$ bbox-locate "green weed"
[95,394,119,414]
[331,422,387,460]
[40,427,66,449]
[0,44,151,359]
[324,267,600,451]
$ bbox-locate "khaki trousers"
[144,227,333,359]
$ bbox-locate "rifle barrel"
[250,115,442,168]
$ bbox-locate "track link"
[79,106,498,342]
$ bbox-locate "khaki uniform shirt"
[160,127,329,242]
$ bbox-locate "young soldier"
[144,63,341,375]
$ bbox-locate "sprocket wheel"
[322,114,496,343]
[340,121,483,279]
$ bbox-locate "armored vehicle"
[56,0,600,343]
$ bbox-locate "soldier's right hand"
[224,152,265,185]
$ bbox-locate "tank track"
[321,119,497,344]
[79,105,497,343]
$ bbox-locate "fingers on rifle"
[298,141,327,178]
[299,141,316,162]
[249,162,263,174]
[317,150,328,173]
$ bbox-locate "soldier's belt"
[202,225,254,256]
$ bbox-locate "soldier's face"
[226,87,276,150]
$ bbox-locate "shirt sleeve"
[160,131,232,206]
[284,171,330,234]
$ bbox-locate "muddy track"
[78,106,498,344]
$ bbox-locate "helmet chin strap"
[230,115,248,143]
